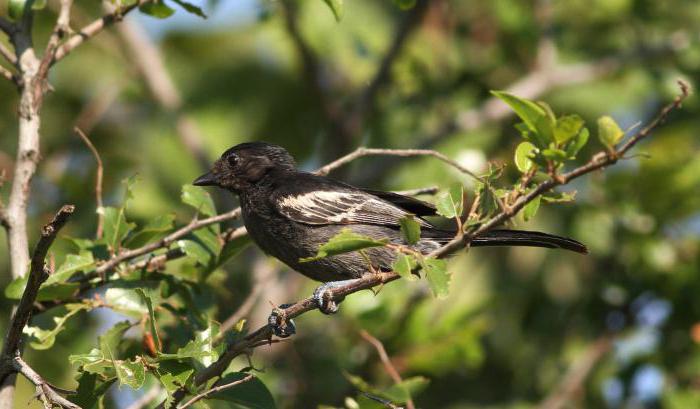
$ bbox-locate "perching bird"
[194,142,586,334]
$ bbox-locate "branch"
[1,205,75,359]
[159,82,689,409]
[12,357,79,409]
[74,127,104,239]
[52,0,151,64]
[0,16,13,36]
[178,374,254,409]
[359,330,414,409]
[38,0,73,82]
[537,336,613,409]
[0,64,15,84]
[0,42,17,66]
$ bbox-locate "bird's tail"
[469,229,588,254]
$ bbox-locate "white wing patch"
[277,191,432,227]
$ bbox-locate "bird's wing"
[359,188,437,216]
[273,189,433,227]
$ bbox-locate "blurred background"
[1,0,700,408]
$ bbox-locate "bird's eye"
[227,154,239,167]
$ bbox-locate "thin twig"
[177,374,254,409]
[537,336,613,409]
[158,82,688,409]
[52,0,152,64]
[74,127,104,238]
[0,42,16,65]
[38,0,73,81]
[359,330,415,409]
[12,357,79,409]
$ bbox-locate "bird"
[194,142,587,335]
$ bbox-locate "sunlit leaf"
[399,216,421,245]
[514,141,537,173]
[554,114,585,144]
[392,253,418,281]
[565,127,589,158]
[322,0,343,21]
[300,228,388,262]
[598,115,624,149]
[24,303,91,350]
[45,252,95,286]
[181,185,216,217]
[523,195,541,222]
[491,91,547,134]
[103,206,136,251]
[115,359,146,389]
[125,214,175,248]
[422,258,450,298]
[435,183,463,219]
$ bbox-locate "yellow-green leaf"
[597,115,624,148]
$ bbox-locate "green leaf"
[393,0,417,10]
[69,373,116,409]
[124,214,175,248]
[514,141,537,173]
[139,0,175,18]
[181,185,216,217]
[597,115,624,148]
[391,253,418,281]
[322,0,343,21]
[45,252,95,286]
[399,216,421,245]
[523,195,541,222]
[5,275,80,301]
[491,91,547,134]
[216,235,251,267]
[8,0,25,20]
[383,376,430,403]
[156,360,194,393]
[209,372,277,409]
[178,239,214,267]
[172,0,207,18]
[554,114,585,144]
[103,206,136,251]
[541,148,568,161]
[542,191,577,203]
[161,322,222,367]
[115,359,146,389]
[99,321,132,359]
[565,127,589,158]
[422,258,450,298]
[435,183,464,219]
[105,288,151,317]
[136,288,160,353]
[24,303,91,350]
[299,228,388,262]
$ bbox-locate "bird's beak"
[193,171,219,187]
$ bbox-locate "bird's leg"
[268,303,296,338]
[313,279,363,314]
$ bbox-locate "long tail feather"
[470,229,588,254]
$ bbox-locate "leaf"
[115,359,146,389]
[514,141,537,173]
[216,235,251,267]
[45,252,95,286]
[136,288,160,353]
[299,228,388,262]
[322,0,343,21]
[383,376,430,403]
[209,372,277,409]
[393,0,417,10]
[24,303,91,350]
[391,253,418,281]
[491,91,547,134]
[554,114,585,144]
[542,191,577,203]
[541,148,568,161]
[181,185,216,217]
[162,322,222,367]
[124,214,175,248]
[139,0,175,18]
[99,321,132,359]
[523,195,541,222]
[102,206,136,251]
[5,275,79,301]
[399,216,421,245]
[565,127,589,158]
[105,288,152,317]
[597,115,624,149]
[177,239,214,267]
[422,258,450,298]
[69,373,116,409]
[435,183,464,219]
[157,360,194,393]
[172,0,207,18]
[8,0,25,20]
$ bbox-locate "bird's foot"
[312,279,362,315]
[268,303,296,338]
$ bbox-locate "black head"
[193,142,296,193]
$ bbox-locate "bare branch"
[52,0,151,64]
[12,357,79,409]
[538,336,613,409]
[359,330,414,409]
[38,0,73,81]
[74,127,104,239]
[178,374,254,409]
[0,42,16,66]
[1,205,75,358]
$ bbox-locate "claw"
[312,279,363,315]
[268,303,296,338]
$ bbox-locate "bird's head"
[193,142,296,193]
